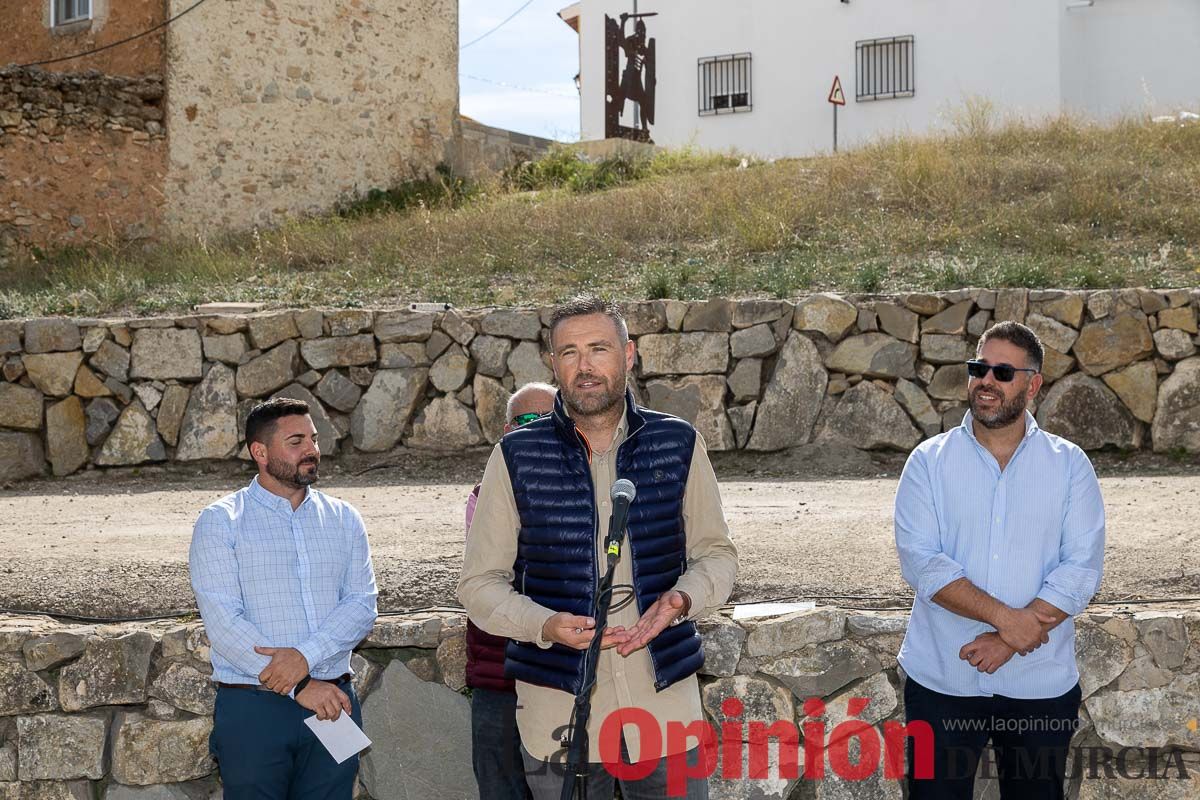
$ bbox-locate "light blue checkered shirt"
[189,477,378,685]
[895,411,1105,699]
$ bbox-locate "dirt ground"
[1,447,1198,620]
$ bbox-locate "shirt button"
[993,554,999,560]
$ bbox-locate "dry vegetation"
[3,106,1200,318]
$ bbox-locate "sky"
[459,0,582,141]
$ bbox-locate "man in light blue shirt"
[190,397,378,800]
[894,321,1105,800]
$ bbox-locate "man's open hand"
[959,632,1016,674]
[255,646,309,694]
[296,679,352,721]
[615,591,689,657]
[540,613,627,651]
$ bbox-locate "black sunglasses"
[966,360,1038,383]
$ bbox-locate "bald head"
[506,382,556,429]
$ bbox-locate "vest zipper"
[614,428,667,690]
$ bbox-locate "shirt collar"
[962,409,1040,442]
[248,475,311,514]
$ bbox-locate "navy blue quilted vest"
[499,389,705,694]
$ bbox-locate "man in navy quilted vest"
[459,296,738,799]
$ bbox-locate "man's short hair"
[977,321,1045,372]
[549,296,629,350]
[506,382,557,419]
[245,397,310,446]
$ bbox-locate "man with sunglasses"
[894,321,1105,799]
[464,382,557,800]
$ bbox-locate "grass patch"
[3,112,1200,318]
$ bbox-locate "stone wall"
[161,0,460,233]
[3,289,1200,481]
[0,0,166,79]
[0,67,168,248]
[452,117,556,177]
[1,605,1196,799]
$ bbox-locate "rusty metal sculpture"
[604,12,657,143]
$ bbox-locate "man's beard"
[266,454,320,487]
[969,385,1027,430]
[562,371,626,417]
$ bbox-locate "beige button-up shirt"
[458,411,738,762]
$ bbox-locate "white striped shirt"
[189,477,378,685]
[895,412,1105,699]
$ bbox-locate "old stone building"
[1,0,459,247]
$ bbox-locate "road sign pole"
[827,74,845,153]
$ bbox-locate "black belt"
[218,673,352,692]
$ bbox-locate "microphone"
[605,479,636,563]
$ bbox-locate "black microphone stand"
[559,508,628,800]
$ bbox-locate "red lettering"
[665,721,718,797]
[748,720,801,780]
[720,697,744,779]
[598,707,661,782]
[884,719,934,779]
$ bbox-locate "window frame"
[855,35,916,102]
[697,52,753,117]
[51,0,93,28]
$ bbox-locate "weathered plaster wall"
[161,0,460,233]
[0,0,166,78]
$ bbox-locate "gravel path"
[2,449,1197,619]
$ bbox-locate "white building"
[558,0,1200,158]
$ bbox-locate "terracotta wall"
[0,0,167,78]
[0,68,167,248]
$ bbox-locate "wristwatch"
[670,591,692,626]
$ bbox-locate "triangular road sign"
[828,75,846,106]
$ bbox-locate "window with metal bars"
[698,53,752,116]
[52,0,92,26]
[855,36,915,102]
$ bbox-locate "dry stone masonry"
[0,67,168,248]
[1,605,1197,799]
[3,289,1200,481]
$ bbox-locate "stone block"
[300,335,377,370]
[22,352,84,397]
[24,320,80,354]
[110,713,214,785]
[0,383,43,431]
[59,631,155,711]
[130,329,203,381]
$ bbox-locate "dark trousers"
[471,687,533,800]
[210,684,362,800]
[521,740,709,800]
[905,676,1082,800]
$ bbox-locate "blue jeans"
[521,741,709,800]
[210,684,362,800]
[471,687,533,800]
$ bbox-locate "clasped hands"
[254,646,350,721]
[959,606,1058,674]
[541,590,689,658]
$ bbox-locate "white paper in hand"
[304,712,372,764]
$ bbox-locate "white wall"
[576,0,1077,157]
[1060,0,1200,120]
